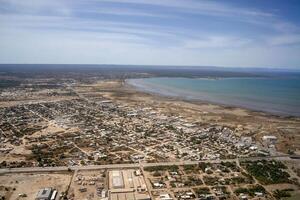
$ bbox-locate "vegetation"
[225,172,254,185]
[241,171,254,182]
[203,176,219,185]
[220,161,239,171]
[194,187,211,195]
[184,176,203,186]
[183,164,199,173]
[235,185,266,196]
[144,165,178,172]
[170,181,176,188]
[273,189,294,199]
[198,162,211,172]
[230,176,247,184]
[153,171,162,177]
[242,160,290,184]
[30,146,56,167]
[183,164,197,171]
[0,160,31,168]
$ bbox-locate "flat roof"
[36,188,52,199]
[126,193,135,200]
[135,193,151,200]
[111,170,124,189]
[110,188,135,193]
[111,193,118,200]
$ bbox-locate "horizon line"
[0,63,300,71]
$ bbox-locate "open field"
[0,172,72,200]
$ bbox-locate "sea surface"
[127,76,300,117]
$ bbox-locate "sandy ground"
[0,122,67,163]
[0,96,77,108]
[0,172,72,200]
[264,183,298,191]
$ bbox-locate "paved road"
[0,155,299,175]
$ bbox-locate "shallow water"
[127,77,300,117]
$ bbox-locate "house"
[135,170,142,176]
[159,193,173,200]
[35,188,53,200]
[262,135,277,145]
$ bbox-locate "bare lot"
[0,172,72,200]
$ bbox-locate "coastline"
[124,80,283,119]
[125,78,300,118]
[100,79,299,155]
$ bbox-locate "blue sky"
[0,0,300,68]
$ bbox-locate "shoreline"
[108,79,300,154]
[125,78,300,119]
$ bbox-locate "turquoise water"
[127,77,300,116]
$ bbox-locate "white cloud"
[183,36,251,49]
[272,21,300,33]
[0,0,299,67]
[101,0,274,18]
[0,13,180,47]
[1,0,72,16]
[267,34,300,46]
[81,7,178,18]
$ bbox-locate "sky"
[0,0,300,68]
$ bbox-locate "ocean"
[127,76,300,117]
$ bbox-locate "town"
[0,79,283,168]
[0,77,299,200]
[1,0,300,198]
[0,158,299,200]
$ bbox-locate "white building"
[262,135,277,145]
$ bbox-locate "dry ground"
[0,172,72,200]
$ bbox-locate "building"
[262,135,277,145]
[111,170,125,189]
[109,170,151,200]
[241,137,252,146]
[35,188,53,200]
[131,154,144,162]
[159,193,173,200]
